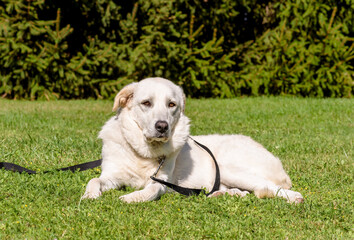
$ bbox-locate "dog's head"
[113,77,186,143]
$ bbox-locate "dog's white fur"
[83,77,304,203]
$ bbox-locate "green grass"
[0,97,353,239]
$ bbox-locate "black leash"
[0,159,102,174]
[150,137,220,196]
[0,137,220,197]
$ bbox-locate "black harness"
[0,137,220,197]
[150,137,220,196]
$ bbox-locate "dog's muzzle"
[144,121,170,143]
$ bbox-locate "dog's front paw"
[119,192,145,203]
[82,178,102,200]
[208,188,249,198]
[119,189,158,203]
[82,190,102,199]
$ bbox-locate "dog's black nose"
[155,121,169,133]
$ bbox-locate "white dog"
[83,77,304,203]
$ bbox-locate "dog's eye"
[168,102,176,108]
[142,101,151,107]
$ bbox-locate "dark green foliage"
[0,0,353,99]
[238,1,354,97]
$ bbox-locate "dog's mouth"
[145,134,169,143]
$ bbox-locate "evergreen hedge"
[0,0,353,99]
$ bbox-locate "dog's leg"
[82,177,117,199]
[221,172,304,203]
[119,182,166,203]
[209,188,250,198]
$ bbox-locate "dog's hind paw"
[284,191,304,204]
[290,192,304,204]
[294,196,304,204]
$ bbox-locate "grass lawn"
[0,97,353,239]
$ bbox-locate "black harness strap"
[1,138,219,197]
[150,137,220,196]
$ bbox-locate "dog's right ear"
[112,82,138,111]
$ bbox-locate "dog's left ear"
[182,93,186,113]
[177,85,186,113]
[112,82,138,111]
